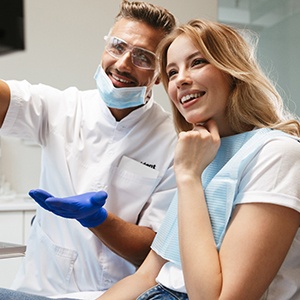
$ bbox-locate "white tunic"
[0,80,177,296]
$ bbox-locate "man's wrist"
[78,208,108,227]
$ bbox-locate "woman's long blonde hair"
[157,19,300,136]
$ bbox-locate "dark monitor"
[0,0,25,55]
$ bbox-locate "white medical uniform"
[0,80,177,297]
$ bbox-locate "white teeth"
[181,93,203,103]
[112,74,131,83]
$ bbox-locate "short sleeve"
[235,136,300,212]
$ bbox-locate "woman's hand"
[174,119,220,180]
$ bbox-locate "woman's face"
[166,34,234,136]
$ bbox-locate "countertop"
[0,194,37,211]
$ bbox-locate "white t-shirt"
[0,80,177,296]
[154,132,300,299]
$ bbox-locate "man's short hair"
[115,0,176,36]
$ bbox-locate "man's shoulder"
[151,101,172,118]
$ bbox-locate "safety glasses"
[104,36,156,70]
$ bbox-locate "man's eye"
[112,43,126,54]
[192,58,208,67]
[133,50,153,65]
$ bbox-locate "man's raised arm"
[0,80,10,127]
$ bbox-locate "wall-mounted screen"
[0,0,25,55]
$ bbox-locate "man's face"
[101,18,164,93]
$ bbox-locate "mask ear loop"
[144,68,160,102]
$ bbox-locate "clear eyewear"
[104,36,156,70]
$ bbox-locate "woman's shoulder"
[263,132,300,157]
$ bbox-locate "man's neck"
[109,105,143,121]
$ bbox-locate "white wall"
[0,0,217,194]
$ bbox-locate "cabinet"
[0,196,37,288]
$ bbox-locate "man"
[0,0,177,298]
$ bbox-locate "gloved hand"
[29,189,108,227]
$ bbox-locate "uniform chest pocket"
[105,156,160,222]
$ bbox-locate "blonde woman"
[96,19,300,300]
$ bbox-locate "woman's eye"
[192,58,208,67]
[167,69,177,78]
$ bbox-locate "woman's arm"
[218,202,299,299]
[175,120,222,299]
[97,250,166,300]
[178,182,300,300]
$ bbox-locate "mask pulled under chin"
[94,65,147,109]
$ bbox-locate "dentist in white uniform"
[0,1,177,298]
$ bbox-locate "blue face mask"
[94,65,147,109]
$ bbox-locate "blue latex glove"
[29,189,108,227]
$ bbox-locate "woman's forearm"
[177,176,222,299]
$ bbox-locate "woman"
[98,19,300,299]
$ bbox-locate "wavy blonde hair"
[157,19,300,136]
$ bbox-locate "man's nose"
[114,51,133,73]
